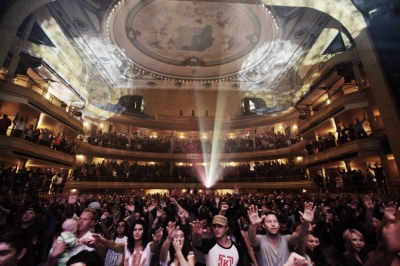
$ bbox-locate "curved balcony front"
[0,80,83,132]
[74,139,308,162]
[0,135,76,167]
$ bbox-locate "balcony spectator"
[12,113,28,138]
[40,128,51,146]
[336,124,348,144]
[24,124,34,141]
[354,113,368,139]
[32,128,41,143]
[0,114,12,135]
[348,124,356,141]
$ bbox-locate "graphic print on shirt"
[218,254,234,266]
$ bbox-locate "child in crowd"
[56,219,81,266]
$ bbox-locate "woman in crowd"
[342,228,365,266]
[160,221,194,266]
[93,219,163,266]
[305,230,322,265]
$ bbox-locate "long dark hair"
[127,220,148,254]
[113,220,129,241]
[167,229,191,266]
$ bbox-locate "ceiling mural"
[44,0,338,118]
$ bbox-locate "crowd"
[305,114,370,155]
[83,130,302,154]
[0,113,76,155]
[72,160,306,182]
[1,188,400,266]
[313,164,389,194]
[0,165,68,195]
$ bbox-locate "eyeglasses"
[116,225,125,228]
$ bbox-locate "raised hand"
[125,203,135,213]
[381,207,400,253]
[169,197,177,206]
[100,212,109,221]
[220,202,229,212]
[299,202,315,223]
[178,209,186,219]
[152,227,163,242]
[364,195,374,210]
[234,186,239,195]
[157,207,165,218]
[166,221,179,240]
[68,192,79,205]
[383,201,398,219]
[247,205,263,225]
[190,221,205,235]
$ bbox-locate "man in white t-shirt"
[247,203,315,266]
[191,215,244,266]
[12,113,27,138]
[47,208,107,265]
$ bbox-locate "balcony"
[0,135,76,167]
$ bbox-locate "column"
[252,127,256,150]
[352,60,365,90]
[128,125,132,146]
[320,167,326,192]
[170,162,175,179]
[171,130,174,153]
[378,152,397,193]
[365,106,377,137]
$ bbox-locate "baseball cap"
[212,215,227,226]
[88,202,101,210]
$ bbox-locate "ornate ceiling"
[35,0,345,119]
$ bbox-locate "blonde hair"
[343,228,365,256]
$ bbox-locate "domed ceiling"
[109,1,278,79]
[42,0,340,120]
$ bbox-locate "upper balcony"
[298,89,369,135]
[74,139,308,162]
[0,78,83,133]
[0,135,76,167]
[304,137,383,167]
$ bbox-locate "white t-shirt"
[123,242,152,266]
[69,231,95,257]
[105,236,127,266]
[195,238,243,266]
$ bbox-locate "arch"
[263,0,400,179]
[0,0,54,69]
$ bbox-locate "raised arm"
[364,195,375,236]
[160,222,179,263]
[364,207,400,266]
[288,202,315,248]
[247,205,264,248]
[92,233,125,253]
[99,212,113,240]
[190,220,204,247]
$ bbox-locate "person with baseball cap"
[190,214,244,266]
